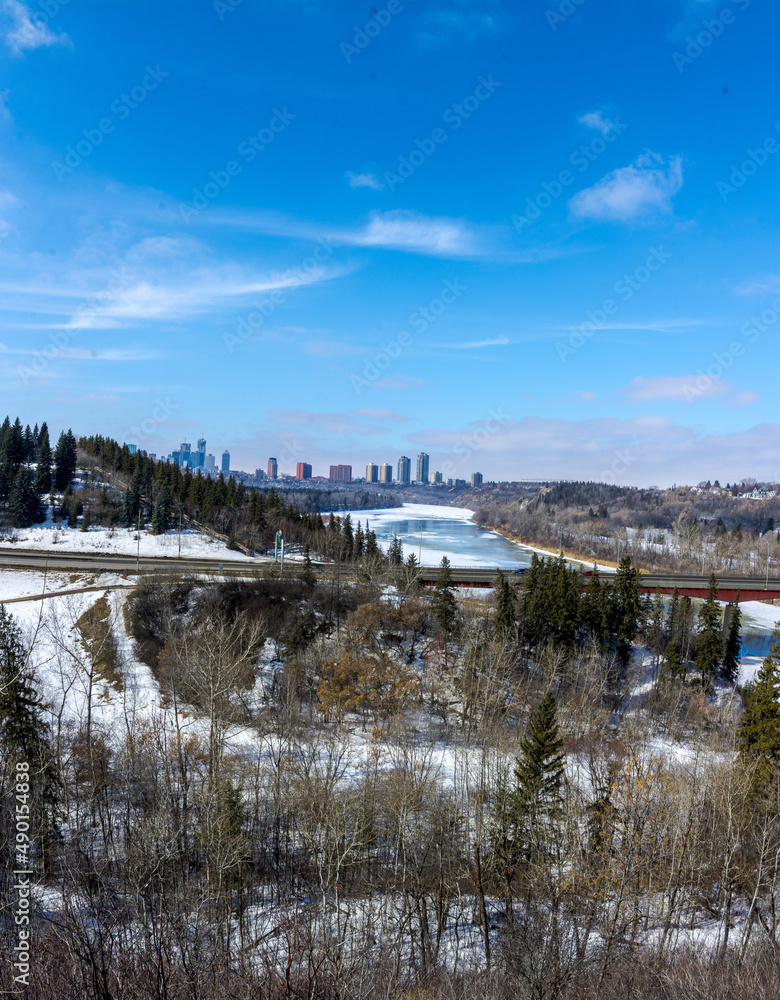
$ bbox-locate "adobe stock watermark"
[179,107,296,221]
[602,447,638,486]
[350,278,467,394]
[383,76,501,191]
[717,119,780,201]
[340,0,411,62]
[51,66,169,180]
[683,292,780,401]
[17,266,134,386]
[546,0,588,31]
[124,398,180,450]
[512,116,628,232]
[12,760,33,986]
[556,246,673,362]
[672,0,750,73]
[213,0,246,19]
[441,408,509,480]
[223,236,338,353]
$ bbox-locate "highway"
[1,550,779,603]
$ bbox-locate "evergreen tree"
[123,466,144,526]
[35,422,52,496]
[580,569,609,646]
[80,508,91,532]
[494,569,516,638]
[341,514,354,561]
[610,556,643,664]
[301,542,316,587]
[53,428,77,492]
[388,534,404,567]
[431,555,458,634]
[721,593,742,685]
[8,467,45,527]
[695,573,723,689]
[151,479,173,534]
[0,606,58,865]
[509,691,565,856]
[739,632,780,790]
[661,637,685,684]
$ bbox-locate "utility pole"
[178,510,182,557]
[136,509,141,573]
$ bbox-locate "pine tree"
[123,466,144,526]
[301,542,316,587]
[494,569,516,638]
[431,556,457,634]
[53,428,78,492]
[739,632,780,789]
[610,556,643,665]
[151,479,173,534]
[661,637,685,684]
[0,606,59,866]
[8,467,45,527]
[695,573,723,689]
[35,422,52,496]
[509,691,565,857]
[721,593,742,685]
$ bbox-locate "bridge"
[0,550,778,605]
[416,566,780,603]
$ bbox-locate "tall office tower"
[267,457,278,479]
[296,462,312,480]
[397,455,411,484]
[127,443,137,455]
[205,454,216,471]
[329,465,352,482]
[379,463,392,483]
[430,470,443,485]
[471,471,483,486]
[179,442,191,467]
[416,452,429,484]
[366,463,378,483]
[254,468,266,480]
[222,450,230,473]
[195,437,206,468]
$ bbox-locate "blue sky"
[1,0,779,486]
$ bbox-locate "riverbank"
[486,523,619,573]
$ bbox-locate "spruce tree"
[123,466,144,526]
[151,479,173,534]
[35,422,52,496]
[695,573,723,689]
[494,569,516,638]
[610,556,642,664]
[739,632,780,789]
[721,593,742,685]
[53,428,77,492]
[431,555,458,634]
[8,467,45,527]
[510,691,565,857]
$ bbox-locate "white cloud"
[347,171,383,191]
[569,152,683,222]
[578,110,615,135]
[417,7,500,46]
[446,336,509,349]
[344,210,482,257]
[2,0,69,55]
[351,408,409,422]
[622,375,757,406]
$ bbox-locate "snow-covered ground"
[0,508,254,561]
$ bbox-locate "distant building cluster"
[155,441,485,488]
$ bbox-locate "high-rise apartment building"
[222,450,230,473]
[329,465,352,482]
[416,452,429,485]
[194,437,206,468]
[296,462,312,480]
[379,463,392,483]
[397,455,411,484]
[471,471,483,486]
[178,442,191,468]
[267,457,278,479]
[366,463,378,483]
[430,470,443,485]
[205,454,216,471]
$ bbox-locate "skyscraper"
[267,457,278,479]
[222,450,230,473]
[430,470,443,485]
[471,471,483,486]
[366,463,378,483]
[416,452,429,485]
[179,442,191,468]
[397,455,411,484]
[329,465,352,482]
[296,462,312,480]
[379,463,392,483]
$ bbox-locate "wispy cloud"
[270,407,387,436]
[2,0,69,55]
[351,408,409,422]
[347,171,383,191]
[417,4,500,46]
[570,152,684,222]
[343,210,484,257]
[579,110,617,135]
[622,374,758,405]
[445,336,509,349]
[734,275,780,295]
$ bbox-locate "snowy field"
[0,506,254,561]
